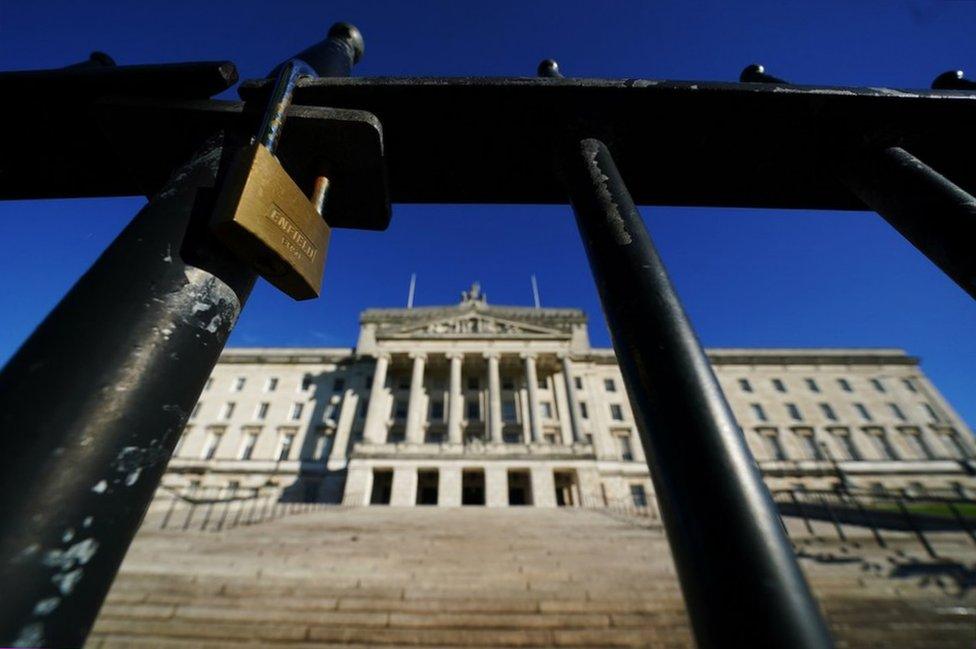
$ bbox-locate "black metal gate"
[2,21,974,648]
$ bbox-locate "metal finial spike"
[740,63,788,84]
[932,69,976,90]
[329,22,365,64]
[64,50,116,69]
[537,58,563,78]
[88,51,116,67]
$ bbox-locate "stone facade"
[162,287,976,509]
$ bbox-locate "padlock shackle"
[258,23,366,155]
[256,59,316,154]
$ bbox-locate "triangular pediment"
[383,313,569,339]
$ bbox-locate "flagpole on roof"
[531,274,541,308]
[407,273,416,308]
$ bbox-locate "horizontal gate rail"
[238,76,976,207]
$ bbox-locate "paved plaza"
[86,508,976,648]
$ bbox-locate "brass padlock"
[211,60,330,301]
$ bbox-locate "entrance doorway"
[553,470,579,507]
[507,470,533,505]
[461,469,485,505]
[370,469,393,505]
[416,469,439,505]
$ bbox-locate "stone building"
[164,285,976,509]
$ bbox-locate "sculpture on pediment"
[460,282,487,306]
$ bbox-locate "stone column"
[326,388,358,470]
[485,352,503,443]
[521,353,542,443]
[363,353,391,443]
[447,352,464,444]
[560,354,583,443]
[405,352,427,444]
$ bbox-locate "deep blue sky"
[1,1,974,426]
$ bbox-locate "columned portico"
[522,353,542,443]
[363,353,391,443]
[405,352,427,443]
[447,352,464,444]
[485,352,503,443]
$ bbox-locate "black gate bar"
[559,138,834,649]
[0,24,364,648]
[839,146,976,300]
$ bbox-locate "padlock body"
[211,142,330,300]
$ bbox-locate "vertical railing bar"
[555,133,833,648]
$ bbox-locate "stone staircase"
[86,508,976,648]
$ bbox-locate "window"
[579,402,589,419]
[233,377,246,392]
[574,377,583,390]
[750,403,767,422]
[540,402,554,419]
[829,427,860,461]
[256,402,269,420]
[202,428,224,460]
[364,374,373,388]
[240,430,259,460]
[838,378,853,393]
[902,378,917,393]
[467,377,479,390]
[738,378,753,393]
[394,400,408,420]
[630,484,648,508]
[899,427,932,460]
[618,434,634,461]
[323,402,337,422]
[853,403,872,421]
[426,430,445,444]
[759,429,786,461]
[277,433,296,461]
[921,403,940,423]
[772,379,786,393]
[359,399,369,418]
[265,377,278,392]
[501,399,517,422]
[794,428,822,460]
[871,378,886,393]
[289,403,304,420]
[888,403,906,421]
[220,402,235,420]
[466,400,480,420]
[941,429,971,459]
[301,374,313,391]
[543,431,558,444]
[502,430,522,444]
[430,400,445,421]
[537,377,547,390]
[609,404,624,421]
[865,427,897,460]
[502,377,514,390]
[190,402,201,419]
[204,377,213,391]
[805,378,820,393]
[819,403,837,421]
[333,378,345,392]
[785,403,802,421]
[314,427,333,460]
[604,378,617,392]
